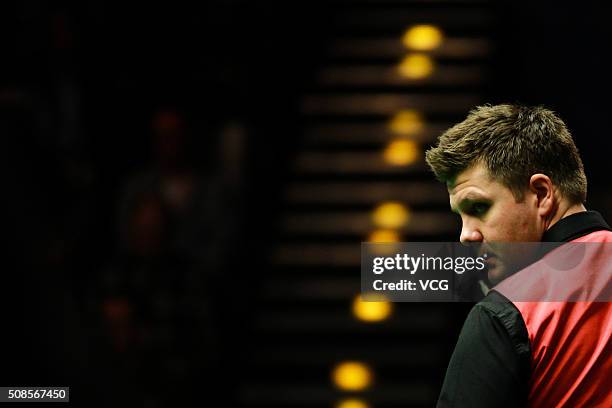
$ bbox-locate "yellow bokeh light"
[368,229,400,243]
[352,293,393,322]
[367,229,401,255]
[389,110,424,135]
[402,24,444,50]
[372,202,410,229]
[332,361,373,391]
[336,398,370,408]
[398,53,434,79]
[384,139,420,166]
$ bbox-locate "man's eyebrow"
[450,193,489,214]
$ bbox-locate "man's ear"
[529,173,554,216]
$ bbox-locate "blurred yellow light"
[368,229,400,243]
[353,293,393,322]
[332,361,372,391]
[389,110,424,135]
[336,398,370,408]
[384,139,419,166]
[372,202,410,229]
[398,54,434,79]
[403,25,444,50]
[367,230,401,256]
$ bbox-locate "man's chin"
[487,265,509,285]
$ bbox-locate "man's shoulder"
[495,235,612,302]
[470,291,529,350]
[474,290,514,315]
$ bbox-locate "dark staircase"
[240,2,494,407]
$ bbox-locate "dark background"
[3,1,610,407]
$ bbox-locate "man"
[425,104,611,407]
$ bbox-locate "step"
[335,6,491,31]
[317,64,485,87]
[249,343,448,367]
[284,181,448,204]
[303,122,451,146]
[253,308,449,333]
[237,383,436,407]
[329,37,491,59]
[281,211,458,235]
[301,93,481,115]
[294,151,429,174]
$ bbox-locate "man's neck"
[546,202,587,231]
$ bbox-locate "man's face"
[448,163,543,282]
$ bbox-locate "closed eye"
[466,202,490,217]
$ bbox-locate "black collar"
[542,210,611,242]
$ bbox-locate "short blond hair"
[425,104,587,203]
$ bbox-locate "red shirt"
[496,230,612,407]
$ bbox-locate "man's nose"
[460,223,483,243]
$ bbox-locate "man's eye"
[470,203,489,216]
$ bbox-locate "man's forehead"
[447,164,490,193]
